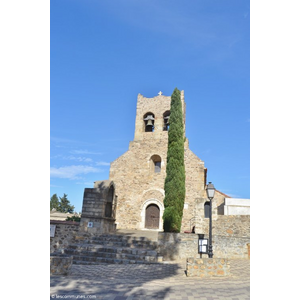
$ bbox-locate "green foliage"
[59,193,75,213]
[50,194,60,210]
[66,215,81,222]
[162,206,182,232]
[50,193,75,213]
[163,87,186,232]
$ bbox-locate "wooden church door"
[145,204,160,229]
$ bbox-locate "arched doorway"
[140,198,164,230]
[145,204,160,229]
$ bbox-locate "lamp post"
[206,182,215,258]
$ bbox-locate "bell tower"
[133,91,186,141]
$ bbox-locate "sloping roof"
[50,210,80,221]
[215,189,231,198]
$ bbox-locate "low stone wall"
[213,235,249,259]
[186,258,230,277]
[196,215,250,239]
[157,233,198,260]
[157,231,250,261]
[50,254,73,275]
[50,220,79,253]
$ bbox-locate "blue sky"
[50,0,250,212]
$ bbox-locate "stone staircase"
[56,232,162,265]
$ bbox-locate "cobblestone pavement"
[50,259,250,300]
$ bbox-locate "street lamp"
[206,182,215,258]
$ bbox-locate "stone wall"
[50,254,73,275]
[213,235,249,259]
[200,215,250,238]
[194,191,231,234]
[109,136,168,230]
[50,220,79,253]
[182,148,206,231]
[157,233,199,261]
[80,180,117,234]
[212,215,250,259]
[157,215,250,260]
[79,216,116,234]
[194,202,250,235]
[186,258,230,277]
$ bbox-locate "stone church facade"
[80,91,230,234]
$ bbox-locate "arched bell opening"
[143,112,155,132]
[163,110,170,131]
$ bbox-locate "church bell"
[146,119,153,126]
[144,114,155,122]
[164,116,170,125]
[144,114,155,132]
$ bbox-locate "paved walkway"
[50,259,250,299]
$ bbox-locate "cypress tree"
[163,88,186,232]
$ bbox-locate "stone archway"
[140,199,164,231]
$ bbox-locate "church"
[79,90,242,234]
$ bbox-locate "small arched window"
[144,112,155,132]
[163,111,170,131]
[204,201,210,218]
[150,154,161,173]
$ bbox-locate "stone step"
[92,234,154,241]
[91,235,155,243]
[62,232,162,265]
[67,243,157,255]
[88,240,158,249]
[77,234,159,250]
[64,248,158,262]
[71,254,158,264]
